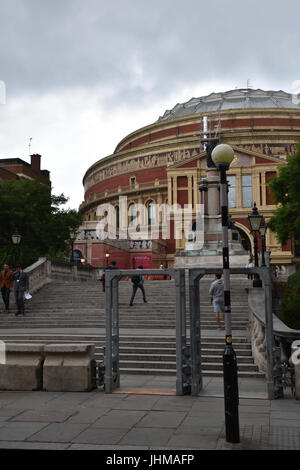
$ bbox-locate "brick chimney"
[30,154,41,172]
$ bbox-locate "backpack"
[132,275,141,285]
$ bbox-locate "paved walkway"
[0,375,299,450]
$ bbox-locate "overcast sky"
[1,0,300,209]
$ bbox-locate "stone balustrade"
[248,287,300,398]
[24,257,97,294]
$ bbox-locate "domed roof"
[157,88,300,122]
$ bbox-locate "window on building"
[128,203,136,226]
[227,175,236,208]
[115,205,120,229]
[147,200,156,226]
[242,175,252,208]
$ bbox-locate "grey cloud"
[0,0,300,109]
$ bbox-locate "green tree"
[280,268,300,330]
[268,142,300,247]
[0,179,83,268]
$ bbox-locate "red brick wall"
[85,166,166,200]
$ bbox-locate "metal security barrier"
[104,266,280,399]
[104,268,193,395]
[189,266,280,400]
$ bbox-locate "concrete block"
[0,344,44,391]
[43,344,96,392]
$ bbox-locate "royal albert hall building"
[76,89,300,269]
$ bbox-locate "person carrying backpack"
[129,265,147,306]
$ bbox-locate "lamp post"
[69,229,77,263]
[259,219,267,267]
[105,253,110,267]
[248,203,263,287]
[212,143,240,444]
[11,231,21,267]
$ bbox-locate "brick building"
[0,154,50,186]
[76,89,300,269]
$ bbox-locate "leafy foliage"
[268,143,300,245]
[280,269,300,330]
[0,179,82,268]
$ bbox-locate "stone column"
[206,168,220,216]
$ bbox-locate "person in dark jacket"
[209,273,225,330]
[129,266,147,306]
[11,265,29,316]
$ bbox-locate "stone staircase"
[0,277,264,378]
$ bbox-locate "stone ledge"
[0,343,44,391]
[43,343,96,392]
[44,344,95,354]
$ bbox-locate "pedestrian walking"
[246,258,254,279]
[129,265,147,306]
[11,265,29,316]
[209,273,225,331]
[106,260,117,270]
[0,263,14,313]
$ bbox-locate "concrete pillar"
[0,344,44,391]
[43,344,96,392]
[206,168,220,216]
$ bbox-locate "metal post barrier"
[189,270,203,396]
[260,266,283,399]
[105,272,113,393]
[175,269,190,395]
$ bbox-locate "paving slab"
[152,395,197,411]
[118,427,175,447]
[26,422,89,443]
[65,407,109,424]
[71,427,129,445]
[0,441,69,450]
[113,394,160,410]
[167,433,217,449]
[92,410,146,429]
[135,411,186,428]
[0,422,49,441]
[11,409,76,423]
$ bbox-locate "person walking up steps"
[12,265,29,316]
[129,265,147,306]
[209,273,225,331]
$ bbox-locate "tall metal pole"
[261,235,266,267]
[252,233,262,287]
[220,165,240,444]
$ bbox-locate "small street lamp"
[105,253,110,267]
[248,203,263,287]
[69,229,78,263]
[11,231,21,267]
[259,219,267,267]
[212,143,240,444]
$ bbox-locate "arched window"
[128,203,136,226]
[147,200,156,227]
[115,205,120,229]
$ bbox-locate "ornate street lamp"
[259,219,267,267]
[212,143,240,444]
[69,228,78,263]
[248,203,263,287]
[105,253,110,267]
[11,231,21,267]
